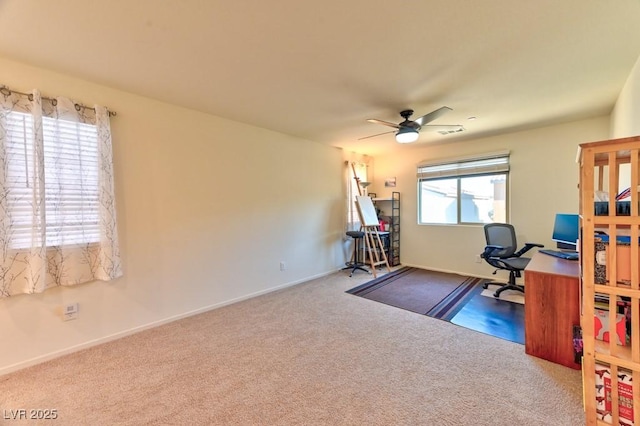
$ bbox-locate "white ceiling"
[0,0,639,156]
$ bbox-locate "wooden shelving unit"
[580,135,640,425]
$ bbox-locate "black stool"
[342,231,370,277]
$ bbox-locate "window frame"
[4,109,102,250]
[417,152,510,226]
[347,162,368,230]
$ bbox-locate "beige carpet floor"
[1,269,585,425]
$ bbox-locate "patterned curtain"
[0,88,121,298]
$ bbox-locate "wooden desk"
[524,252,581,369]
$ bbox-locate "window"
[346,161,367,230]
[6,111,100,249]
[0,88,121,298]
[417,152,509,225]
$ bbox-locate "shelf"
[595,284,640,298]
[368,191,400,266]
[594,340,634,364]
[580,135,640,426]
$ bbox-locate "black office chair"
[480,223,543,298]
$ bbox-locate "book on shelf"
[595,294,632,310]
[595,363,634,425]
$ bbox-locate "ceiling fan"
[361,107,463,143]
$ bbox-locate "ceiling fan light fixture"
[395,127,419,143]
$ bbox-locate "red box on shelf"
[594,309,627,346]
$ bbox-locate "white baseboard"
[0,269,336,377]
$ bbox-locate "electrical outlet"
[63,303,79,321]
[280,261,286,271]
[475,255,482,264]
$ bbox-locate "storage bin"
[594,201,635,216]
[595,236,640,285]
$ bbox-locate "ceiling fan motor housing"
[399,109,420,130]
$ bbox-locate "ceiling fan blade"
[414,106,452,126]
[358,130,395,140]
[367,118,400,129]
[421,124,463,131]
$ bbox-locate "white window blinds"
[417,151,510,180]
[6,111,101,249]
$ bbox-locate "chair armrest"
[513,243,544,257]
[481,244,504,259]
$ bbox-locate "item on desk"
[539,249,579,260]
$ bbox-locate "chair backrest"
[484,223,517,258]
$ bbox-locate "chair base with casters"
[342,231,370,277]
[480,223,543,299]
[482,262,527,298]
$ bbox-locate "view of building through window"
[419,173,507,224]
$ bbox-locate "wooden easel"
[351,163,390,278]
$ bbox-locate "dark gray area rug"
[347,266,524,344]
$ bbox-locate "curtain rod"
[0,86,117,117]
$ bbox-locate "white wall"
[0,57,345,374]
[612,54,640,138]
[369,117,609,278]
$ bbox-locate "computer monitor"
[552,213,580,250]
